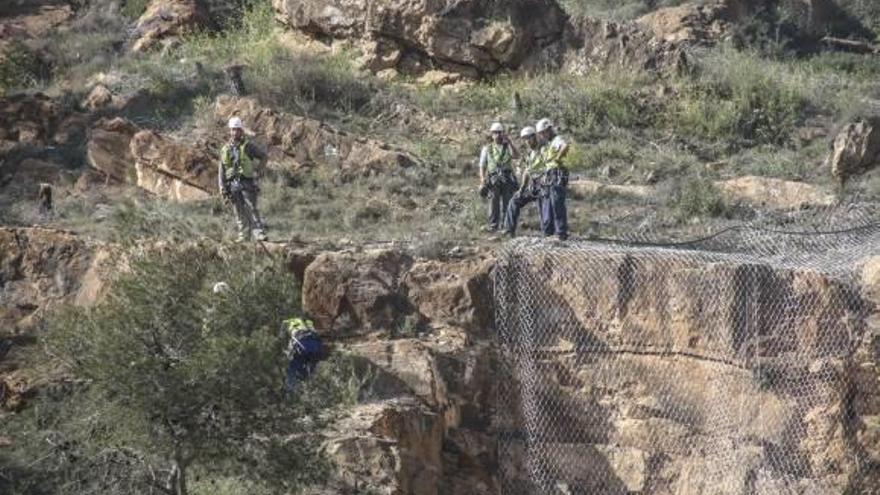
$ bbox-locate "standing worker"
[536,118,570,241]
[219,116,268,242]
[478,122,520,233]
[504,127,544,237]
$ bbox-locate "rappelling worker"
[219,116,268,242]
[478,122,520,232]
[503,126,545,237]
[536,118,570,241]
[281,317,324,392]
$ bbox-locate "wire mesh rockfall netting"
[495,207,880,494]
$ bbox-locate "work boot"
[252,229,267,242]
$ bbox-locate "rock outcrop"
[715,175,836,209]
[0,0,73,54]
[495,242,880,493]
[86,117,140,183]
[522,15,688,75]
[6,231,880,493]
[85,119,216,201]
[829,117,880,182]
[0,93,60,153]
[0,227,99,332]
[132,0,210,52]
[130,130,216,201]
[638,1,734,43]
[303,249,415,336]
[273,0,568,78]
[215,95,416,177]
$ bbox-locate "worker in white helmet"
[478,122,520,232]
[504,126,545,237]
[219,116,269,242]
[535,118,570,241]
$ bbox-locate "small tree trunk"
[38,183,53,214]
[225,65,246,96]
[168,452,188,495]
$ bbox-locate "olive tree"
[26,245,333,495]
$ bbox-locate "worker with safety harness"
[504,126,545,237]
[536,118,570,241]
[478,122,520,232]
[219,117,268,242]
[281,317,324,392]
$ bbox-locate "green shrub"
[0,43,48,94]
[670,176,727,219]
[671,47,811,147]
[837,0,880,39]
[174,0,376,117]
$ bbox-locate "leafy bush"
[671,47,811,147]
[0,42,49,94]
[670,176,727,219]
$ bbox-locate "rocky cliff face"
[273,0,568,78]
[496,244,880,494]
[3,231,880,493]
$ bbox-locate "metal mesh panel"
[495,212,880,494]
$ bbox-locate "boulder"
[86,118,140,183]
[568,179,654,200]
[302,249,414,336]
[829,117,880,182]
[0,1,73,55]
[215,95,415,177]
[402,255,495,334]
[323,399,444,495]
[0,227,96,331]
[273,0,567,77]
[132,0,210,52]
[134,162,212,202]
[82,84,114,112]
[130,130,216,201]
[0,93,59,149]
[546,16,689,75]
[638,1,732,43]
[715,176,835,209]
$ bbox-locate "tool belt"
[480,168,518,198]
[227,177,244,194]
[542,168,569,189]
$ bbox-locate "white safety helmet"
[227,117,244,130]
[536,118,553,133]
[520,126,536,138]
[212,281,230,294]
[489,122,505,133]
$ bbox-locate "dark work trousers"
[487,171,517,231]
[541,184,568,239]
[505,185,542,235]
[229,178,264,237]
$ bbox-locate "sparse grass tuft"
[671,47,810,147]
[670,175,727,220]
[559,0,689,20]
[0,42,49,94]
